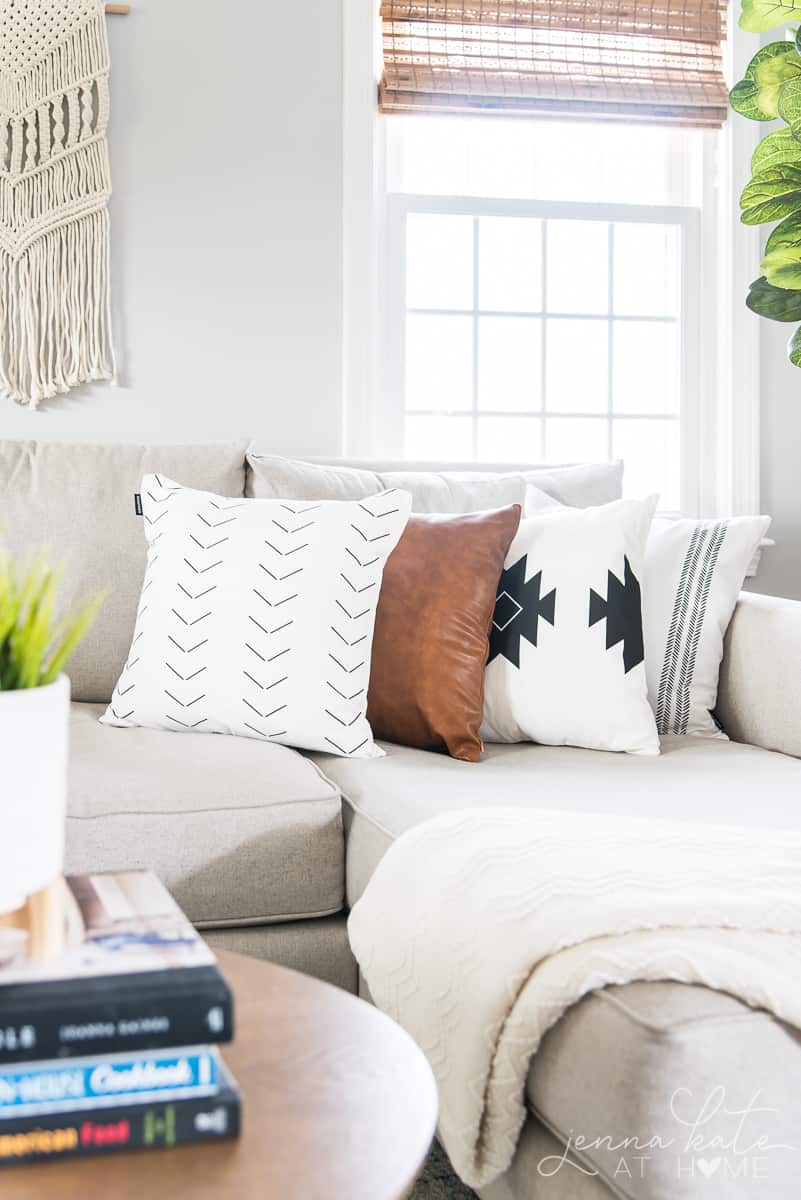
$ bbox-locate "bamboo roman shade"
[379,1,729,127]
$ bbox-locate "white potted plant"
[0,548,103,957]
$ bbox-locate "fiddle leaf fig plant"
[762,210,801,285]
[730,42,801,121]
[0,547,105,691]
[739,0,801,33]
[730,4,801,365]
[746,274,801,318]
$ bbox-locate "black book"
[0,872,232,1064]
[0,1059,240,1166]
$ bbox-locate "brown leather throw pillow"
[367,505,522,762]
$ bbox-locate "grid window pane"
[545,418,609,464]
[406,314,473,412]
[400,208,687,509]
[546,221,609,315]
[613,418,680,511]
[478,217,542,313]
[406,214,474,311]
[477,416,543,463]
[478,316,542,412]
[406,414,474,460]
[613,321,680,414]
[613,224,681,317]
[546,319,608,413]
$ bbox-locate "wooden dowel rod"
[105,4,131,13]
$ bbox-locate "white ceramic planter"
[0,675,70,914]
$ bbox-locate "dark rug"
[410,1141,479,1199]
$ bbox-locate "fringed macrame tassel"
[0,209,115,408]
[0,0,114,407]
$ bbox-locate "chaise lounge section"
[4,438,800,1200]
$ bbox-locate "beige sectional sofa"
[0,440,357,989]
[3,439,800,1200]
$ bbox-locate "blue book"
[0,1059,240,1168]
[0,1046,219,1118]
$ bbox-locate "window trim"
[342,0,760,518]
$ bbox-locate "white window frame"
[342,0,760,518]
[383,194,700,514]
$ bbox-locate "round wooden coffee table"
[2,949,439,1199]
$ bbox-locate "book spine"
[0,1048,219,1116]
[0,989,233,1065]
[0,1089,240,1166]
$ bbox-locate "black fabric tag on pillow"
[134,493,143,517]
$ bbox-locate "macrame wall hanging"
[0,0,115,408]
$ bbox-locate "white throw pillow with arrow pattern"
[102,475,411,758]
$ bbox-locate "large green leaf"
[741,164,801,223]
[778,74,801,138]
[729,80,769,121]
[730,41,800,120]
[762,247,801,287]
[747,275,801,321]
[763,211,801,287]
[788,324,801,366]
[755,51,801,117]
[752,128,801,175]
[740,0,801,32]
[766,209,801,252]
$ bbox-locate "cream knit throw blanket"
[348,808,801,1190]
[0,0,114,406]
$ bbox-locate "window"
[342,1,760,518]
[382,118,701,511]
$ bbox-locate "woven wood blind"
[379,1,729,127]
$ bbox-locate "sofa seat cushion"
[66,704,344,926]
[323,739,801,1200]
[307,735,801,909]
[525,981,801,1199]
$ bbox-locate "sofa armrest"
[717,592,801,759]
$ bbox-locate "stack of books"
[0,870,240,1167]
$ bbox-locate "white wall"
[750,322,801,602]
[0,0,344,454]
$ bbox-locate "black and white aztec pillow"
[643,514,771,738]
[102,476,412,758]
[482,497,660,756]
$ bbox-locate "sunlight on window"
[406,315,473,412]
[478,218,542,313]
[477,416,543,463]
[546,221,609,316]
[478,317,542,412]
[546,321,608,413]
[546,418,609,465]
[406,414,474,460]
[407,214,473,311]
[613,322,680,415]
[387,118,703,208]
[388,117,698,508]
[613,419,681,512]
[613,224,681,318]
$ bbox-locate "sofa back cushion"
[246,453,624,512]
[0,441,247,703]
